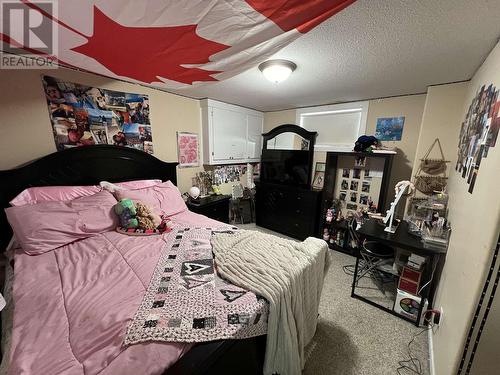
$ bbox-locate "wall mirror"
[265,132,310,150]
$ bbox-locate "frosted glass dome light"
[258,59,296,84]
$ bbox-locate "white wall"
[429,42,500,375]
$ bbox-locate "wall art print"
[42,76,154,154]
[456,83,499,193]
[375,116,405,141]
[177,132,199,167]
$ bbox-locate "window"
[297,101,369,151]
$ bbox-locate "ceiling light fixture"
[258,59,297,84]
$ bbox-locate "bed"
[0,145,266,375]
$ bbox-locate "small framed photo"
[353,168,361,179]
[350,180,358,191]
[342,168,350,178]
[346,203,357,210]
[354,155,366,167]
[315,162,326,172]
[312,171,325,190]
[350,192,357,203]
[362,181,370,193]
[341,179,349,190]
[360,194,369,205]
[339,192,347,201]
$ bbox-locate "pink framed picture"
[177,132,199,167]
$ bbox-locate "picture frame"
[177,132,200,168]
[315,162,326,172]
[312,171,325,190]
[312,162,326,189]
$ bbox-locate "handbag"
[414,138,448,194]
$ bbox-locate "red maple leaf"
[72,7,229,84]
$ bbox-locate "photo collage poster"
[42,76,154,154]
[456,83,499,193]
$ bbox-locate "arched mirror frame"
[261,124,318,187]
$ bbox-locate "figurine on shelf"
[322,228,330,241]
[326,209,334,223]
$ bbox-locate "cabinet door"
[211,107,247,162]
[247,114,263,160]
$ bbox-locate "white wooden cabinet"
[201,99,263,165]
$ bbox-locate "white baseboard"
[428,328,435,375]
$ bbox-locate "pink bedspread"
[8,211,224,375]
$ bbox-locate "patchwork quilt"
[125,227,268,344]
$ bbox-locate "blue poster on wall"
[375,116,405,141]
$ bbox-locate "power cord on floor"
[396,314,436,375]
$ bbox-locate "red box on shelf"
[401,266,422,283]
[398,277,419,295]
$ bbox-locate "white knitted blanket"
[211,230,331,375]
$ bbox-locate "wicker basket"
[414,175,447,195]
[414,138,448,195]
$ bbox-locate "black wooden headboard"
[0,145,178,249]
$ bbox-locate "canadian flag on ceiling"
[1,0,356,89]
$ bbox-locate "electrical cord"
[417,258,438,295]
[396,313,436,375]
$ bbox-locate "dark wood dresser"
[255,182,322,240]
[187,195,231,223]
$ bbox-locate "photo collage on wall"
[42,76,154,154]
[456,83,499,193]
[338,155,375,214]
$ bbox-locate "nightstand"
[186,194,231,223]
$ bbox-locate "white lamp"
[258,59,296,83]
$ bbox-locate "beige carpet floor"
[238,223,430,375]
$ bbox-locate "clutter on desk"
[406,191,451,248]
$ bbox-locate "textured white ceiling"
[168,0,500,112]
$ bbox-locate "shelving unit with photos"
[320,151,395,255]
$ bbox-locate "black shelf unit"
[322,218,355,256]
[320,151,394,255]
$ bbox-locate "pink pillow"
[5,191,118,255]
[115,181,187,216]
[10,179,162,206]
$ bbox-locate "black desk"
[351,219,447,326]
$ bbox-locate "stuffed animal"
[354,135,379,152]
[114,199,139,228]
[135,202,162,230]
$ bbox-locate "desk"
[351,219,447,326]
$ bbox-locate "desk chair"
[350,219,396,293]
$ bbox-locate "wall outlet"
[433,307,443,326]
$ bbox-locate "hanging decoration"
[42,75,153,153]
[414,138,448,195]
[456,84,499,193]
